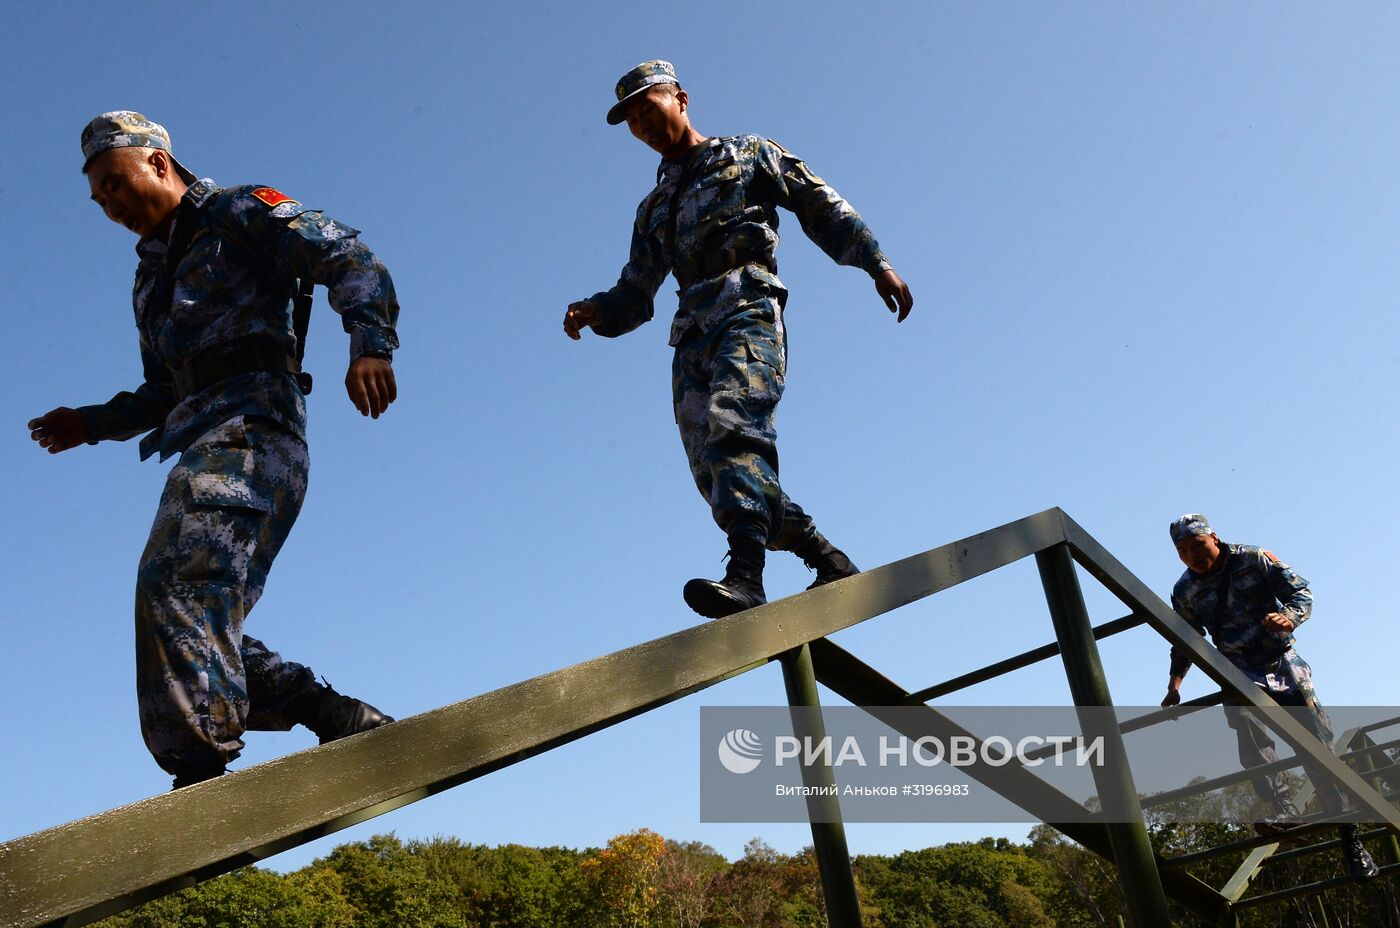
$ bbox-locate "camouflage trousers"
[671,296,816,550]
[1225,650,1353,816]
[135,415,317,776]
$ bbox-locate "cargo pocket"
[170,468,273,587]
[187,472,274,514]
[742,334,786,396]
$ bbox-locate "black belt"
[173,337,311,400]
[679,247,776,289]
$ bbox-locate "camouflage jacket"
[1169,544,1314,679]
[586,135,891,346]
[78,179,400,461]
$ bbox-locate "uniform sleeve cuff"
[75,405,108,444]
[867,257,893,278]
[349,324,399,361]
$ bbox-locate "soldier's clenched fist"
[563,300,597,340]
[28,407,87,454]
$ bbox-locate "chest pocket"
[1231,570,1264,592]
[696,160,742,187]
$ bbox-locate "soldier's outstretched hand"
[563,300,598,340]
[1262,611,1295,634]
[28,407,87,454]
[346,356,397,419]
[875,269,913,323]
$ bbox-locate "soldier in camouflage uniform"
[27,112,397,789]
[564,61,914,618]
[1161,514,1378,881]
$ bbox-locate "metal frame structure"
[1,508,1396,928]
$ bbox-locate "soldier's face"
[86,148,180,238]
[624,86,690,156]
[1175,532,1223,574]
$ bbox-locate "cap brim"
[607,86,653,125]
[170,155,198,185]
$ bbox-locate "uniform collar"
[656,137,718,182]
[134,177,220,258]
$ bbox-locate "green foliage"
[94,866,355,928]
[88,821,1400,928]
[855,838,1064,928]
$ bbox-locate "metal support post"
[780,643,863,928]
[1353,733,1400,868]
[1036,543,1172,928]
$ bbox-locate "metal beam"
[1219,844,1277,902]
[1232,862,1400,910]
[1036,542,1170,928]
[1358,715,1400,737]
[1116,692,1227,737]
[0,509,1072,928]
[1265,826,1392,865]
[1158,815,1356,869]
[1140,734,1400,809]
[779,645,862,927]
[1019,691,1226,765]
[906,613,1145,703]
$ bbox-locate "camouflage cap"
[1169,513,1214,543]
[607,59,680,126]
[80,110,197,183]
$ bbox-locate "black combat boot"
[684,535,767,618]
[169,764,226,791]
[1340,825,1380,883]
[1254,797,1302,839]
[792,530,860,590]
[299,678,395,744]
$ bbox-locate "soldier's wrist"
[349,324,399,362]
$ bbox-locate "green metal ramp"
[2,509,1396,928]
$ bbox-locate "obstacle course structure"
[2,508,1396,928]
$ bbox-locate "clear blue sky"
[2,1,1397,870]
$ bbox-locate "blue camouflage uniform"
[77,178,399,777]
[1169,542,1350,814]
[584,134,889,548]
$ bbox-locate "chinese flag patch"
[1264,550,1279,562]
[251,187,298,208]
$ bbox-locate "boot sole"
[683,580,764,619]
[806,567,861,591]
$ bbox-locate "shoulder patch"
[1263,550,1279,563]
[250,187,299,208]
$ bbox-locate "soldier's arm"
[1166,591,1208,682]
[227,188,399,417]
[31,339,175,453]
[1261,550,1312,630]
[78,340,177,442]
[756,140,911,320]
[575,203,670,339]
[1163,595,1201,707]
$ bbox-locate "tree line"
[92,812,1397,928]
